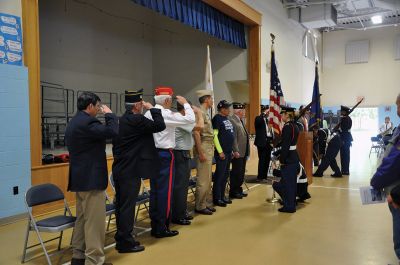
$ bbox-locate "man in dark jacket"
[254,105,274,181]
[112,90,165,253]
[65,92,118,265]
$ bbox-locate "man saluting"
[112,89,165,253]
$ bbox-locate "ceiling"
[282,0,400,31]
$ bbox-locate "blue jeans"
[389,204,400,260]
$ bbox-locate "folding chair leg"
[70,228,75,246]
[21,221,31,263]
[57,231,63,251]
[32,224,52,265]
[106,214,112,231]
[134,206,141,224]
[243,182,250,191]
[144,203,150,214]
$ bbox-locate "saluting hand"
[176,95,188,105]
[142,101,153,110]
[100,104,112,114]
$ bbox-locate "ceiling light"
[371,15,382,24]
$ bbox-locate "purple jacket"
[371,131,400,190]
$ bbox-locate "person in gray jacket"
[228,103,250,199]
[370,93,400,261]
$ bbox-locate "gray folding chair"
[109,173,150,235]
[188,159,197,198]
[369,136,385,158]
[22,183,76,265]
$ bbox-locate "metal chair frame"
[21,184,75,265]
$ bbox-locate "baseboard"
[0,212,28,226]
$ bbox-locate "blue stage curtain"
[132,0,247,49]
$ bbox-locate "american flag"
[269,47,285,135]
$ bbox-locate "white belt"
[289,145,296,150]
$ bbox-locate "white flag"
[205,45,215,116]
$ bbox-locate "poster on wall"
[0,13,23,66]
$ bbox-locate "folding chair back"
[190,158,197,170]
[26,184,64,207]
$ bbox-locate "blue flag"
[309,63,321,128]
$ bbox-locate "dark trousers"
[213,153,232,201]
[340,141,351,173]
[230,157,247,195]
[389,204,400,259]
[315,139,341,175]
[113,174,141,247]
[150,150,175,233]
[257,145,272,179]
[273,163,298,210]
[172,150,190,220]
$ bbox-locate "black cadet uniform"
[272,106,300,213]
[112,90,165,252]
[254,105,273,180]
[313,132,342,177]
[339,105,353,175]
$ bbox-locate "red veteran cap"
[155,87,174,96]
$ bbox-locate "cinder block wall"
[0,64,31,219]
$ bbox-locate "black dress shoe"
[230,193,243,199]
[116,245,145,253]
[331,173,343,178]
[278,207,296,213]
[195,208,213,215]
[71,258,85,265]
[223,198,232,204]
[313,173,323,177]
[184,215,194,220]
[151,229,179,238]
[341,172,350,175]
[172,219,191,225]
[299,193,311,201]
[241,192,248,197]
[207,206,216,212]
[214,200,227,207]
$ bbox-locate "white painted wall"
[321,26,400,106]
[244,0,317,104]
[0,0,21,17]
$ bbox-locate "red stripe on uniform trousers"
[166,149,174,219]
